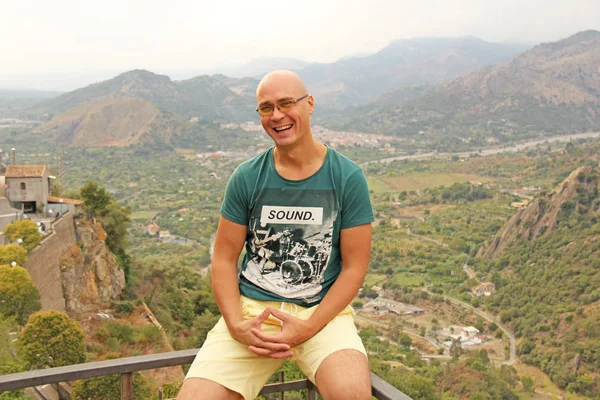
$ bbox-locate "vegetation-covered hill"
[30,69,257,121]
[27,70,261,147]
[323,30,600,143]
[477,145,600,396]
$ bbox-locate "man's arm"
[212,216,293,358]
[211,216,246,328]
[304,223,372,336]
[252,223,372,347]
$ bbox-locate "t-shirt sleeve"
[341,169,374,229]
[220,166,250,226]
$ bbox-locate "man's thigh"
[293,307,368,386]
[181,317,284,400]
[315,349,371,400]
[177,378,241,400]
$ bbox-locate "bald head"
[256,70,308,100]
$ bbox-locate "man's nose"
[271,106,285,120]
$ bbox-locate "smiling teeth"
[274,125,292,132]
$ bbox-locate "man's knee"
[177,377,242,400]
[315,349,371,400]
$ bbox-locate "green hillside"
[477,145,600,397]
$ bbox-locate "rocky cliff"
[60,219,125,313]
[477,166,599,258]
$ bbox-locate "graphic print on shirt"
[241,188,338,302]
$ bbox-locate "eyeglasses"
[255,94,309,117]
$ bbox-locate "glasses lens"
[277,100,295,112]
[257,105,274,116]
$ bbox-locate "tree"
[80,180,111,217]
[80,181,131,257]
[100,200,131,255]
[450,338,463,360]
[0,245,28,266]
[71,373,151,400]
[3,220,41,252]
[193,310,219,347]
[399,333,413,350]
[18,311,85,369]
[0,316,26,400]
[0,265,40,325]
[521,376,534,393]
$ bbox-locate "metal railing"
[0,349,412,400]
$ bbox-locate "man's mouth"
[273,124,293,133]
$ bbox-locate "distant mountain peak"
[566,29,600,41]
[114,69,172,83]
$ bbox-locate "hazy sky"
[2,0,599,90]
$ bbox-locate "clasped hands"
[230,307,314,359]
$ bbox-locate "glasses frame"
[255,94,309,116]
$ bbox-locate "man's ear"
[308,94,315,114]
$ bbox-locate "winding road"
[423,287,516,365]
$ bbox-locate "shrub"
[105,322,136,344]
[137,325,162,344]
[113,301,135,314]
[18,311,85,369]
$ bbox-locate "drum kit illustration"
[251,227,332,285]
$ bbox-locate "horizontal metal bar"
[0,350,411,399]
[258,379,310,394]
[0,349,198,391]
[371,372,413,400]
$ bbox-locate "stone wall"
[24,212,77,311]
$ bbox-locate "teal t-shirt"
[220,146,374,307]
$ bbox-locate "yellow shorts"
[185,296,366,400]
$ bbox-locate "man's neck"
[273,137,328,180]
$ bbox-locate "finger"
[251,328,285,344]
[248,346,293,359]
[251,335,290,350]
[268,308,291,322]
[252,308,272,325]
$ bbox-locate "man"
[178,70,374,400]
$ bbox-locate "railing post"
[306,380,318,400]
[278,371,285,400]
[121,372,133,400]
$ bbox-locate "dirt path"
[423,288,516,365]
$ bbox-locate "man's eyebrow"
[258,97,295,106]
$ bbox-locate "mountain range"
[325,30,600,141]
[13,31,600,147]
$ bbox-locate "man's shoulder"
[327,146,363,174]
[235,147,273,174]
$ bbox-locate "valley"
[1,30,600,400]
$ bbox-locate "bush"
[113,301,135,314]
[105,322,136,344]
[3,220,41,252]
[0,245,28,266]
[137,325,162,344]
[0,266,40,325]
[71,373,151,400]
[18,311,85,369]
[105,337,121,352]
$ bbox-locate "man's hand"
[250,307,315,351]
[229,308,294,359]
